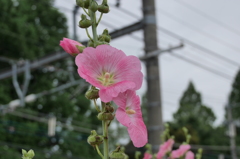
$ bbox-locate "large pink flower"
[143,152,152,159]
[60,38,82,56]
[113,90,147,147]
[157,139,174,159]
[171,145,191,159]
[75,45,143,102]
[185,151,194,159]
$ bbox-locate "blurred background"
[0,0,240,158]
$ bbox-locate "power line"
[158,9,240,53]
[170,51,233,81]
[173,0,240,37]
[158,26,240,67]
[110,3,240,68]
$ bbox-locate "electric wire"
[110,3,240,67]
[170,51,233,81]
[158,26,240,67]
[173,0,240,37]
[158,9,240,53]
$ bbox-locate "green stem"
[96,13,103,26]
[101,102,109,159]
[85,28,93,41]
[96,145,104,159]
[93,99,101,112]
[83,7,90,16]
[89,0,98,47]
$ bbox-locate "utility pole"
[142,0,163,152]
[227,104,238,159]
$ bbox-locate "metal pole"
[142,0,163,152]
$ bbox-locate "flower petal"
[127,119,148,147]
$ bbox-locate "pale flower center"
[126,107,136,115]
[97,72,115,86]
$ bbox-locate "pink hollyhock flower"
[185,151,194,159]
[156,139,174,159]
[113,90,147,147]
[60,38,83,56]
[143,152,152,159]
[171,145,191,159]
[75,45,143,102]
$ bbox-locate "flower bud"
[98,3,109,13]
[76,45,86,53]
[87,130,103,146]
[83,0,90,9]
[59,38,83,56]
[76,0,84,7]
[105,105,114,113]
[89,1,98,13]
[98,29,111,43]
[22,149,35,159]
[85,88,99,99]
[97,112,114,121]
[79,17,92,28]
[110,146,127,159]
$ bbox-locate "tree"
[227,69,240,146]
[169,81,217,145]
[0,0,99,158]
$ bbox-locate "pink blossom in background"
[156,138,174,159]
[60,38,83,56]
[143,152,152,159]
[75,45,143,102]
[113,90,147,147]
[171,145,191,159]
[185,151,194,159]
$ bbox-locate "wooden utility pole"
[142,0,163,152]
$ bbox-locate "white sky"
[54,0,240,125]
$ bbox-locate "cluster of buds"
[109,146,128,159]
[76,0,109,14]
[85,86,99,100]
[87,130,104,147]
[97,102,115,121]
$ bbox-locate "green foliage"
[169,81,224,145]
[0,0,100,158]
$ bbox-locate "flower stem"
[85,28,93,41]
[89,0,98,47]
[93,99,101,112]
[96,13,103,26]
[101,102,109,159]
[96,145,104,159]
[83,7,90,16]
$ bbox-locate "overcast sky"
[54,0,240,125]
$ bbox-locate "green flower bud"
[98,3,109,13]
[22,149,35,159]
[83,0,90,9]
[85,88,99,99]
[76,0,84,7]
[87,130,103,146]
[76,45,86,53]
[98,29,111,43]
[135,151,141,159]
[110,146,127,159]
[79,19,92,28]
[97,112,114,121]
[89,1,98,13]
